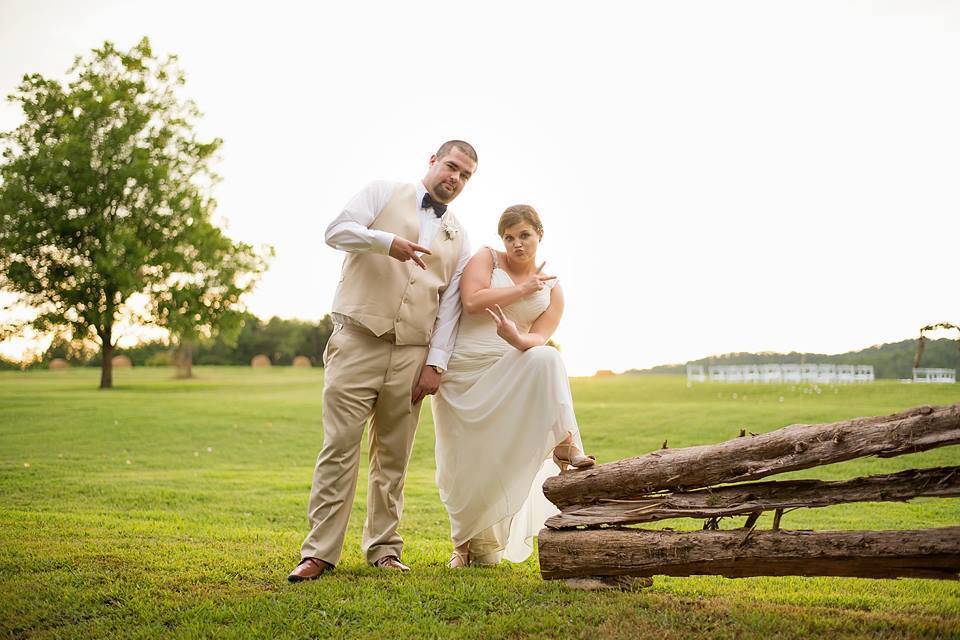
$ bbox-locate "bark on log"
[543,403,960,508]
[545,466,960,528]
[538,526,960,580]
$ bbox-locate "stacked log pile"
[538,403,960,586]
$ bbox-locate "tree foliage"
[194,313,334,366]
[0,38,270,388]
[39,313,335,369]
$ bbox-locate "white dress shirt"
[325,180,472,370]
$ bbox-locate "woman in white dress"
[433,204,594,568]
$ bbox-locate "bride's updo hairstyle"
[498,204,544,239]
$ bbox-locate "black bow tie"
[421,192,447,218]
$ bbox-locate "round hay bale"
[49,358,70,370]
[251,354,272,368]
[292,355,312,368]
[111,355,133,368]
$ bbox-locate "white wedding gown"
[433,249,585,563]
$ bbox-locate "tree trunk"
[543,403,960,508]
[174,340,194,379]
[99,324,114,389]
[545,466,960,529]
[538,527,960,581]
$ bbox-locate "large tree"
[0,38,269,388]
[154,216,271,380]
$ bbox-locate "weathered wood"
[741,511,762,529]
[772,508,784,531]
[538,526,960,580]
[543,403,960,508]
[545,466,960,528]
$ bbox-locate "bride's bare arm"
[459,249,526,314]
[488,284,565,351]
[521,284,565,348]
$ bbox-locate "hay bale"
[594,369,616,377]
[251,354,272,368]
[49,358,70,370]
[292,355,312,368]
[112,355,133,368]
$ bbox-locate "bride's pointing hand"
[486,304,522,348]
[517,263,557,298]
[518,273,556,297]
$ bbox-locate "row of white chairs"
[687,364,875,384]
[912,368,957,384]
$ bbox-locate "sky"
[0,0,957,376]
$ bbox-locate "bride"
[432,204,594,568]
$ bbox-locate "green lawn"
[1,367,958,639]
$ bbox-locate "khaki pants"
[300,325,427,566]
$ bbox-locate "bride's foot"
[553,442,596,472]
[447,543,470,569]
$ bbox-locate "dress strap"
[487,246,500,270]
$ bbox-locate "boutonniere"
[440,219,459,240]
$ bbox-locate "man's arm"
[324,181,396,253]
[427,231,471,369]
[326,181,432,268]
[411,231,472,403]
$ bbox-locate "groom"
[288,140,477,581]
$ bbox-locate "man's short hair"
[436,140,478,164]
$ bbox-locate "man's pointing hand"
[389,237,431,270]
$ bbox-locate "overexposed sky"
[1,0,957,375]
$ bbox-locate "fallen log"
[543,403,960,509]
[538,526,960,580]
[545,466,960,528]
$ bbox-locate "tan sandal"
[552,442,596,472]
[447,549,470,569]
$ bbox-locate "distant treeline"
[627,338,960,380]
[0,313,335,369]
[2,326,958,376]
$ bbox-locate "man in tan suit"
[288,141,478,581]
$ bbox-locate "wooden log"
[741,511,762,529]
[538,526,960,580]
[545,466,960,528]
[772,508,784,531]
[543,403,960,508]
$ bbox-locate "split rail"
[538,403,960,589]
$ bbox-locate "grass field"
[1,367,959,639]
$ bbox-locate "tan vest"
[331,183,464,346]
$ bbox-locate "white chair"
[914,368,956,383]
[762,364,783,384]
[782,364,802,383]
[817,364,837,384]
[687,364,706,383]
[741,365,761,383]
[837,365,855,384]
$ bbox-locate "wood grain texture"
[543,403,960,508]
[538,527,960,580]
[545,466,960,528]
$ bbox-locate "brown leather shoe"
[372,555,410,572]
[287,557,333,582]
